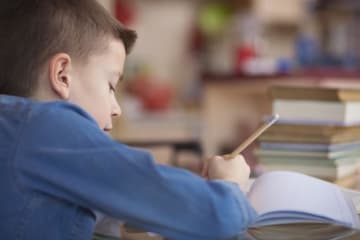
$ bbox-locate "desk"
[122,228,360,240]
[244,223,360,240]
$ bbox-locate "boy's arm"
[14,102,257,240]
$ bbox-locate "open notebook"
[95,171,360,239]
[247,171,360,239]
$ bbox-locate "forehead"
[87,38,126,67]
[106,39,126,60]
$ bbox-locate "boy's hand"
[202,155,250,192]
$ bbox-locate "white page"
[273,100,346,122]
[247,171,356,227]
[342,188,360,214]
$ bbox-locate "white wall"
[98,0,196,89]
[130,0,196,86]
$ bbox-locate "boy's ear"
[48,53,73,100]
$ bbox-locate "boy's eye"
[109,84,115,92]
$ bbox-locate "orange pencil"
[226,114,279,159]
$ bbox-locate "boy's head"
[0,0,137,131]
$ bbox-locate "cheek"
[79,92,109,127]
[88,84,109,107]
[93,92,113,124]
[90,109,109,130]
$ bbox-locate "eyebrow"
[114,74,124,92]
[119,74,124,82]
[112,72,124,84]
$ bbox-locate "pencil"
[226,114,279,159]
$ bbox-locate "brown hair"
[0,0,137,97]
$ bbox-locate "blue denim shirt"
[0,95,257,240]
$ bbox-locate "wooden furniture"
[111,110,203,172]
[201,72,360,156]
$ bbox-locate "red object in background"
[235,45,256,71]
[126,76,151,97]
[141,85,173,111]
[127,76,173,111]
[115,0,135,25]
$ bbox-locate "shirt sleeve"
[14,101,258,240]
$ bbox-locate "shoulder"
[0,95,33,116]
[0,95,95,126]
[22,100,107,147]
[30,100,96,125]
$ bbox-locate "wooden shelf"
[201,69,360,83]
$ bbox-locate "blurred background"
[98,0,360,177]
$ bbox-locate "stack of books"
[256,85,360,188]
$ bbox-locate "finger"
[222,154,232,160]
[201,158,209,178]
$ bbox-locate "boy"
[0,0,257,239]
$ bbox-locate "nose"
[111,94,122,117]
